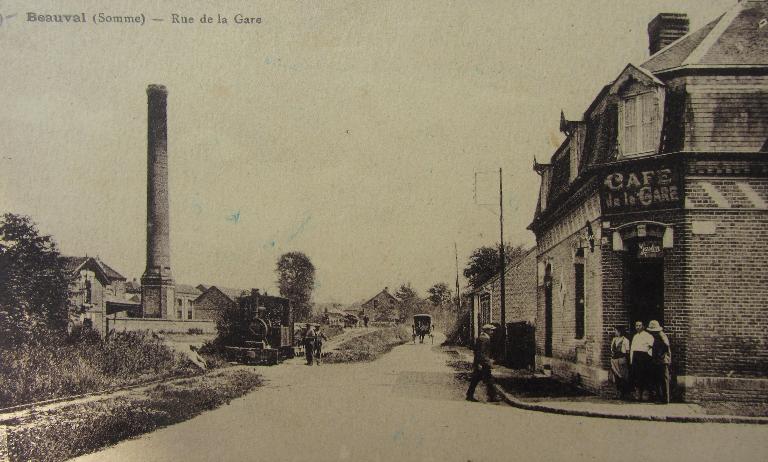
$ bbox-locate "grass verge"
[4,368,262,462]
[323,326,411,363]
[0,331,199,409]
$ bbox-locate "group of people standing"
[610,320,671,404]
[302,325,328,366]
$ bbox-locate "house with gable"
[529,1,768,402]
[62,256,139,334]
[361,287,401,322]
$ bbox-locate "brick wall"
[682,208,768,378]
[474,248,537,326]
[193,289,236,321]
[534,217,605,391]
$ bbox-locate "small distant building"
[174,284,202,320]
[361,287,400,322]
[192,286,246,321]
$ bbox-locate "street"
[73,333,767,462]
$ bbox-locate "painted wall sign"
[600,160,682,214]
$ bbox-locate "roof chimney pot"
[648,13,690,55]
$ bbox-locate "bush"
[0,331,196,408]
[7,369,263,462]
[323,326,411,363]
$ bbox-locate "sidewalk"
[448,346,768,425]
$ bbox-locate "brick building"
[192,285,246,321]
[528,2,768,402]
[468,248,538,368]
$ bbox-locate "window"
[373,300,378,309]
[187,310,193,320]
[177,310,183,319]
[620,92,659,156]
[479,293,491,327]
[574,262,585,339]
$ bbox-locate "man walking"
[466,324,500,402]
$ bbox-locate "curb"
[490,379,768,425]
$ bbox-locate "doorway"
[544,264,553,357]
[625,257,664,326]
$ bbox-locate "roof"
[196,284,247,302]
[362,288,400,307]
[176,283,202,296]
[61,256,126,283]
[642,1,768,73]
[466,247,538,294]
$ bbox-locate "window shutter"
[617,101,624,157]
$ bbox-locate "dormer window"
[619,91,660,157]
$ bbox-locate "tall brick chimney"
[648,13,690,55]
[141,84,175,318]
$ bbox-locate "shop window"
[619,92,659,157]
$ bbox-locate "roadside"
[444,346,768,424]
[322,325,411,363]
[0,366,262,462]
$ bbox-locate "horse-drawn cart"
[412,314,434,344]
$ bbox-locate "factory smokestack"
[141,84,175,318]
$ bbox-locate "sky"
[0,0,736,303]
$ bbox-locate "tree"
[395,283,421,321]
[463,243,526,289]
[275,252,315,321]
[0,213,72,348]
[427,282,452,307]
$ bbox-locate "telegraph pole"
[499,168,506,362]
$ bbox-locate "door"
[626,257,664,326]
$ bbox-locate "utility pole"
[499,168,506,363]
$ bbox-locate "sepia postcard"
[1,0,767,461]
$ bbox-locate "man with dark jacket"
[466,324,500,402]
[303,325,317,365]
[314,328,328,365]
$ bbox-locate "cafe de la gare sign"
[600,160,682,215]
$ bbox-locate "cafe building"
[528,1,768,402]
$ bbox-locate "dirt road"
[72,333,767,462]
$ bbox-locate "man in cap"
[647,320,671,404]
[466,324,500,402]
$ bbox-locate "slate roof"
[532,1,768,231]
[642,1,768,73]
